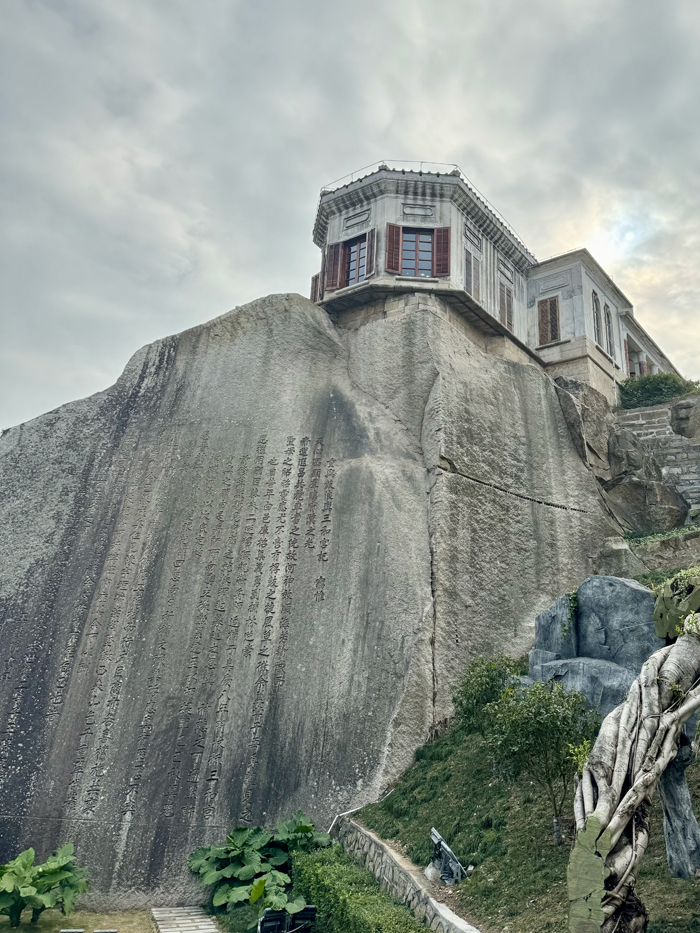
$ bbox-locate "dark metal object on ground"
[257,907,317,933]
[430,828,466,884]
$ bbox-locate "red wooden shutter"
[624,339,630,375]
[310,274,320,303]
[538,298,549,345]
[434,227,450,276]
[365,228,376,277]
[385,224,401,273]
[506,286,513,331]
[472,257,480,303]
[464,251,472,296]
[325,243,342,291]
[549,297,559,341]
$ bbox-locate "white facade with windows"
[311,165,679,403]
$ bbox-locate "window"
[402,229,433,277]
[310,273,320,303]
[465,250,480,303]
[592,292,602,345]
[538,297,560,345]
[499,282,513,332]
[323,229,376,291]
[345,234,367,287]
[385,224,450,277]
[603,304,614,356]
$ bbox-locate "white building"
[311,162,678,404]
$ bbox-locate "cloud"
[1,0,699,428]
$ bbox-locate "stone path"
[151,907,219,933]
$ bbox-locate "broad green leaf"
[212,885,232,907]
[219,863,243,879]
[266,871,290,886]
[19,885,37,897]
[267,855,288,867]
[0,893,15,910]
[266,894,287,911]
[54,844,74,860]
[285,897,306,915]
[226,885,252,905]
[249,877,266,904]
[227,829,251,848]
[236,863,261,882]
[201,869,223,886]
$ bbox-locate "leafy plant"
[188,811,330,927]
[484,681,598,826]
[0,844,89,928]
[451,653,525,736]
[619,372,700,410]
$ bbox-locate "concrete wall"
[337,819,482,933]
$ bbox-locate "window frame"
[603,304,614,357]
[400,227,435,278]
[343,233,368,288]
[538,296,560,346]
[592,291,602,346]
[385,224,450,277]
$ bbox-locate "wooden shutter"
[365,228,376,277]
[506,286,513,332]
[549,297,559,341]
[538,298,549,345]
[499,283,507,325]
[310,274,320,303]
[464,251,472,296]
[434,227,450,276]
[624,339,630,375]
[385,224,401,274]
[325,243,342,291]
[472,257,480,303]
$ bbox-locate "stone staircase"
[615,404,700,511]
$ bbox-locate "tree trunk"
[658,733,700,879]
[568,631,700,932]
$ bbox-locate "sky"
[1,0,699,429]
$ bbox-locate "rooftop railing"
[319,160,533,258]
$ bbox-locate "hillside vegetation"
[358,726,700,933]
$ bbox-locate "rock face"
[0,294,625,904]
[554,377,688,532]
[629,529,700,573]
[529,576,664,717]
[671,396,700,441]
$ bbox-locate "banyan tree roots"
[568,630,700,933]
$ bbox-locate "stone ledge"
[337,818,483,933]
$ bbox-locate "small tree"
[485,681,598,839]
[619,372,700,410]
[188,811,330,927]
[0,844,89,927]
[452,654,524,735]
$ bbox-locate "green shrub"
[619,372,700,410]
[188,811,329,927]
[0,844,89,927]
[291,846,425,933]
[484,681,598,822]
[452,653,525,735]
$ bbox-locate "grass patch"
[357,727,700,933]
[626,527,700,547]
[292,845,425,933]
[0,911,154,933]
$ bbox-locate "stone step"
[151,907,218,933]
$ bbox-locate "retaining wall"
[337,818,482,933]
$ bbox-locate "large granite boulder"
[671,396,700,441]
[529,575,663,717]
[535,658,636,720]
[576,576,664,673]
[603,429,688,532]
[554,378,614,482]
[0,293,625,904]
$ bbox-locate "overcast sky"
[1,0,699,429]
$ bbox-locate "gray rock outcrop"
[671,396,700,441]
[0,293,629,903]
[529,575,663,717]
[555,377,688,532]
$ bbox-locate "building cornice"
[313,169,536,270]
[619,310,682,378]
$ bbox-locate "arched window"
[592,292,602,346]
[604,304,614,356]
